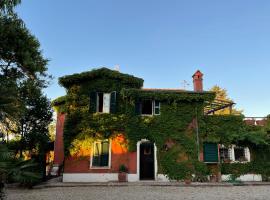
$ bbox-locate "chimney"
[192,70,203,92]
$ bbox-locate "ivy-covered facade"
[52,68,270,182]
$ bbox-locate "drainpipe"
[195,107,200,161]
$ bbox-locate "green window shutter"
[203,143,218,163]
[135,101,141,115]
[89,91,97,113]
[110,91,117,114]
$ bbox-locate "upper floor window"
[97,92,111,113]
[90,91,116,114]
[139,100,161,115]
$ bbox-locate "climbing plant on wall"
[53,68,270,181]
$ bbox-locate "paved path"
[6,185,270,200]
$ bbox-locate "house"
[52,68,268,182]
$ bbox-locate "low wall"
[63,173,263,182]
[222,174,262,182]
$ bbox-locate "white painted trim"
[103,93,111,113]
[63,173,118,182]
[222,174,262,182]
[90,139,111,169]
[127,174,139,182]
[136,139,158,181]
[156,174,170,182]
[154,100,161,115]
[220,145,251,163]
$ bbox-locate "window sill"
[204,161,219,164]
[90,166,111,169]
[231,160,250,163]
[141,114,154,116]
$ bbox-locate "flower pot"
[118,172,127,182]
[210,175,217,182]
[184,179,191,184]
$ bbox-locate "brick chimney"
[192,70,203,92]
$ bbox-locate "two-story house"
[52,68,263,182]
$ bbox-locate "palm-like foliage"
[0,145,41,186]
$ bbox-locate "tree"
[210,85,243,115]
[0,1,49,121]
[0,0,53,183]
[16,79,52,180]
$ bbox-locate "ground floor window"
[234,147,246,162]
[91,140,110,167]
[219,147,230,162]
[219,145,250,163]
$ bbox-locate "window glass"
[234,147,246,161]
[96,93,110,113]
[219,147,229,161]
[92,140,109,167]
[141,99,153,115]
[97,93,104,112]
[154,100,160,115]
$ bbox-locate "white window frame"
[90,139,111,169]
[96,93,111,113]
[219,145,250,163]
[154,100,161,115]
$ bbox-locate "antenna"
[181,80,190,90]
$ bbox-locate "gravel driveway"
[6,186,270,200]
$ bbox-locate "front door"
[140,142,154,180]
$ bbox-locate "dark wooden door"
[140,142,154,180]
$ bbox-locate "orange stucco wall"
[64,134,137,174]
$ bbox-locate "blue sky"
[16,0,270,117]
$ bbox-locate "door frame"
[137,139,157,180]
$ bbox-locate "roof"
[59,67,144,88]
[142,88,186,92]
[122,88,215,102]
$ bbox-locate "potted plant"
[118,164,128,182]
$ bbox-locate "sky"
[16,0,270,117]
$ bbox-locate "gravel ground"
[6,186,270,200]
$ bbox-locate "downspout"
[195,106,200,161]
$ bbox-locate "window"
[218,145,250,163]
[154,100,160,115]
[219,147,230,162]
[97,93,110,113]
[89,91,117,114]
[140,100,161,115]
[141,99,153,115]
[91,140,110,167]
[234,147,246,162]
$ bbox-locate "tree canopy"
[210,85,243,115]
[0,0,53,185]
